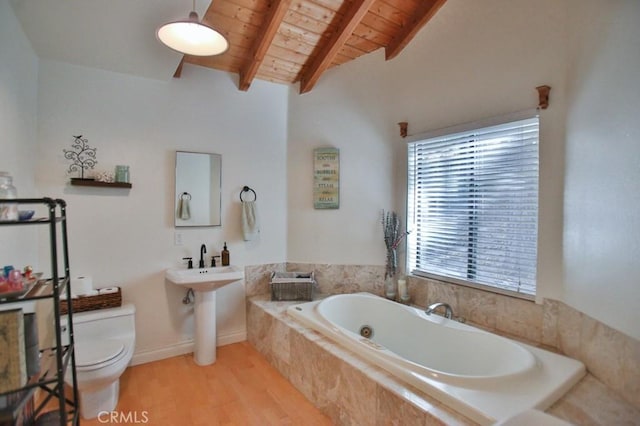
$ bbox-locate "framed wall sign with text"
[313,147,339,209]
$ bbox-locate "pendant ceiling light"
[157,1,229,56]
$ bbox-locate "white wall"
[287,54,396,265]
[34,60,289,358]
[288,0,567,288]
[0,0,39,267]
[562,0,640,339]
[287,0,640,339]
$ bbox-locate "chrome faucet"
[425,302,454,319]
[199,244,207,268]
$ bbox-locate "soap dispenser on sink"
[221,242,230,266]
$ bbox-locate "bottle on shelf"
[0,171,18,221]
[115,165,130,183]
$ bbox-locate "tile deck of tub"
[247,294,640,425]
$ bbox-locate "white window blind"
[407,114,539,297]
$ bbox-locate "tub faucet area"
[426,302,454,319]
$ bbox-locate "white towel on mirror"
[242,201,260,241]
[178,197,190,220]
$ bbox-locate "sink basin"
[166,265,244,292]
[165,265,244,366]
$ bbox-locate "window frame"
[405,110,540,300]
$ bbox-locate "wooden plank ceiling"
[180,0,447,93]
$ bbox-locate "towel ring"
[181,192,191,200]
[239,186,257,202]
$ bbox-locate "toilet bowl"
[62,304,136,419]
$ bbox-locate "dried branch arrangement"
[382,210,409,279]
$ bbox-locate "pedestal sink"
[165,265,244,365]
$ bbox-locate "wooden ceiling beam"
[173,57,185,79]
[239,0,292,91]
[299,0,377,94]
[385,0,447,61]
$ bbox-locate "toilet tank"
[62,304,135,344]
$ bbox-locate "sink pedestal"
[165,265,244,367]
[194,290,217,365]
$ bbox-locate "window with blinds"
[407,113,539,298]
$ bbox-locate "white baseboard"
[130,340,194,366]
[130,329,247,366]
[217,329,247,347]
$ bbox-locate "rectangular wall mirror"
[175,151,222,227]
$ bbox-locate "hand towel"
[178,197,191,220]
[242,200,260,241]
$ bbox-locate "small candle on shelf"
[398,278,408,300]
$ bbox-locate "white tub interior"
[288,293,585,425]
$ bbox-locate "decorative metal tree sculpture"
[63,135,97,179]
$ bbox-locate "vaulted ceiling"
[10,0,447,94]
[179,0,447,93]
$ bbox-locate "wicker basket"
[270,272,316,301]
[60,287,122,315]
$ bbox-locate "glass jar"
[384,273,397,300]
[0,172,18,221]
[115,165,130,183]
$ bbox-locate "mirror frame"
[174,151,222,228]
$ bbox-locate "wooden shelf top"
[70,179,131,188]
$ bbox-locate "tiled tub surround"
[404,275,640,413]
[248,295,472,425]
[244,263,386,298]
[288,293,586,425]
[244,263,640,424]
[244,262,287,297]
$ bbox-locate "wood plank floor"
[80,342,331,425]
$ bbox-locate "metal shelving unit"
[0,198,78,425]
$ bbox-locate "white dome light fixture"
[157,1,228,56]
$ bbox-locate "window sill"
[409,271,536,302]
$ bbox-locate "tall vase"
[384,248,398,300]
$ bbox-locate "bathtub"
[287,293,585,425]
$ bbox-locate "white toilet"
[62,304,136,419]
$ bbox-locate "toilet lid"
[75,340,125,367]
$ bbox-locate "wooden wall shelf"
[70,179,131,188]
